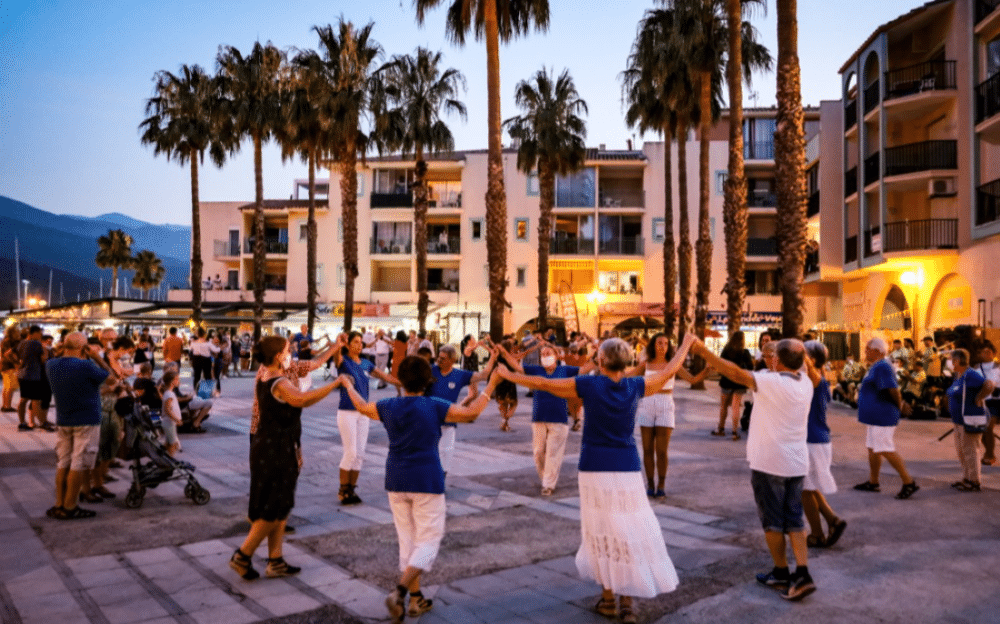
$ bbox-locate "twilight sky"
[1,0,916,225]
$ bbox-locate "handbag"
[960,373,988,433]
[197,379,214,400]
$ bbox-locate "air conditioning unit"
[928,178,956,197]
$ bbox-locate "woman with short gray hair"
[496,335,696,623]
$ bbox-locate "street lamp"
[900,269,924,341]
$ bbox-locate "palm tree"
[139,64,229,324]
[415,0,550,341]
[95,229,134,297]
[775,0,807,337]
[504,68,587,331]
[131,250,166,299]
[379,47,467,333]
[311,20,383,333]
[217,42,286,340]
[722,0,747,336]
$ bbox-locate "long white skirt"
[803,442,837,494]
[576,471,679,598]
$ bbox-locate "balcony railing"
[744,141,775,160]
[884,140,957,177]
[864,226,881,257]
[976,178,1000,226]
[807,192,820,217]
[213,239,239,258]
[747,189,777,208]
[244,239,288,255]
[599,189,645,208]
[747,237,778,256]
[845,167,858,197]
[863,81,881,114]
[885,61,957,101]
[427,237,461,254]
[371,192,413,208]
[845,100,858,131]
[804,249,820,275]
[550,237,595,255]
[976,71,1000,124]
[427,282,459,292]
[882,219,958,252]
[598,236,644,255]
[845,235,858,263]
[370,238,412,254]
[864,152,880,186]
[977,0,1000,23]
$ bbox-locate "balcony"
[371,192,413,208]
[427,237,461,254]
[550,237,595,255]
[884,140,957,178]
[845,100,858,132]
[806,192,820,218]
[864,153,880,187]
[213,240,239,259]
[747,190,777,208]
[864,226,880,257]
[744,141,775,161]
[863,81,881,115]
[599,189,645,208]
[882,219,958,252]
[845,235,858,264]
[976,73,1000,143]
[243,239,288,255]
[370,238,412,254]
[804,249,820,276]
[976,178,1000,227]
[977,0,1000,24]
[598,236,644,255]
[885,61,956,101]
[845,167,858,198]
[747,237,778,257]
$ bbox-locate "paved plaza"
[0,369,997,624]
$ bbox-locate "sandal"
[806,534,827,548]
[954,481,982,492]
[595,597,617,617]
[407,591,433,617]
[45,506,63,518]
[654,489,666,498]
[80,490,103,504]
[619,598,636,624]
[731,432,741,440]
[572,419,582,432]
[60,506,96,520]
[265,556,301,578]
[981,457,997,466]
[385,586,406,623]
[710,427,726,437]
[826,518,847,547]
[852,481,880,492]
[895,481,919,500]
[92,486,116,499]
[229,549,260,580]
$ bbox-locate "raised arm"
[339,375,380,420]
[624,360,647,377]
[470,347,499,384]
[446,371,502,423]
[804,355,823,388]
[645,334,695,396]
[307,340,339,371]
[494,365,578,399]
[691,337,756,391]
[272,376,341,409]
[676,363,711,386]
[497,345,524,374]
[371,367,402,388]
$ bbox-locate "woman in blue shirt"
[945,348,994,492]
[332,332,401,506]
[496,335,695,624]
[342,356,501,623]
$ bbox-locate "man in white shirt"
[978,341,1000,466]
[373,329,392,389]
[692,337,817,602]
[361,327,376,365]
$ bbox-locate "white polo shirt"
[747,369,813,477]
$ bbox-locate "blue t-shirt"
[378,396,451,494]
[946,369,986,426]
[338,356,374,410]
[429,365,474,428]
[575,375,644,472]
[857,359,901,426]
[291,332,312,356]
[807,378,832,444]
[524,365,579,424]
[46,357,109,426]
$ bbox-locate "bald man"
[45,332,114,520]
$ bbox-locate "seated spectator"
[900,360,927,406]
[161,362,212,431]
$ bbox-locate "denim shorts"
[750,470,805,533]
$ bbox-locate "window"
[337,264,345,285]
[356,172,365,197]
[338,218,343,242]
[316,263,324,287]
[556,167,595,207]
[470,218,483,241]
[227,270,239,290]
[298,220,308,241]
[373,222,412,253]
[715,171,728,195]
[989,35,1000,78]
[744,269,779,295]
[598,215,642,254]
[516,267,527,287]
[598,271,641,295]
[526,173,539,196]
[515,218,529,242]
[652,218,665,243]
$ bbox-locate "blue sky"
[0,0,916,225]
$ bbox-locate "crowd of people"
[3,319,998,621]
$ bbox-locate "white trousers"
[388,491,447,572]
[438,426,457,474]
[532,422,570,489]
[375,353,389,376]
[337,409,370,471]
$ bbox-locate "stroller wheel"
[125,487,145,509]
[184,483,195,499]
[192,488,211,505]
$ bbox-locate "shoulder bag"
[960,372,987,433]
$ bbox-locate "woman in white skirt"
[333,332,400,506]
[497,335,695,623]
[801,341,847,548]
[342,356,501,623]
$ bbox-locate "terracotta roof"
[237,199,315,210]
[838,0,953,74]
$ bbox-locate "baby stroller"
[118,397,211,509]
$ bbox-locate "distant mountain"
[0,196,191,309]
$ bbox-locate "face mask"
[541,355,557,367]
[281,354,292,369]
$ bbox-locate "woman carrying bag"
[945,348,994,492]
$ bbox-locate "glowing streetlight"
[899,269,924,341]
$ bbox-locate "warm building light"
[900,269,924,287]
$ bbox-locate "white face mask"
[541,355,557,368]
[281,354,292,369]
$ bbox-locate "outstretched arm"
[645,334,696,396]
[272,377,341,409]
[447,372,502,423]
[494,365,578,399]
[339,375,380,420]
[470,347,499,384]
[690,338,757,391]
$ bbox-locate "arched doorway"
[926,273,974,329]
[878,284,909,331]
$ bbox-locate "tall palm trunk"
[536,160,555,331]
[414,151,430,332]
[485,0,509,342]
[340,130,360,332]
[662,123,676,339]
[190,147,203,325]
[723,0,747,336]
[306,150,318,336]
[695,74,713,346]
[676,114,692,344]
[252,133,266,341]
[775,0,807,338]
